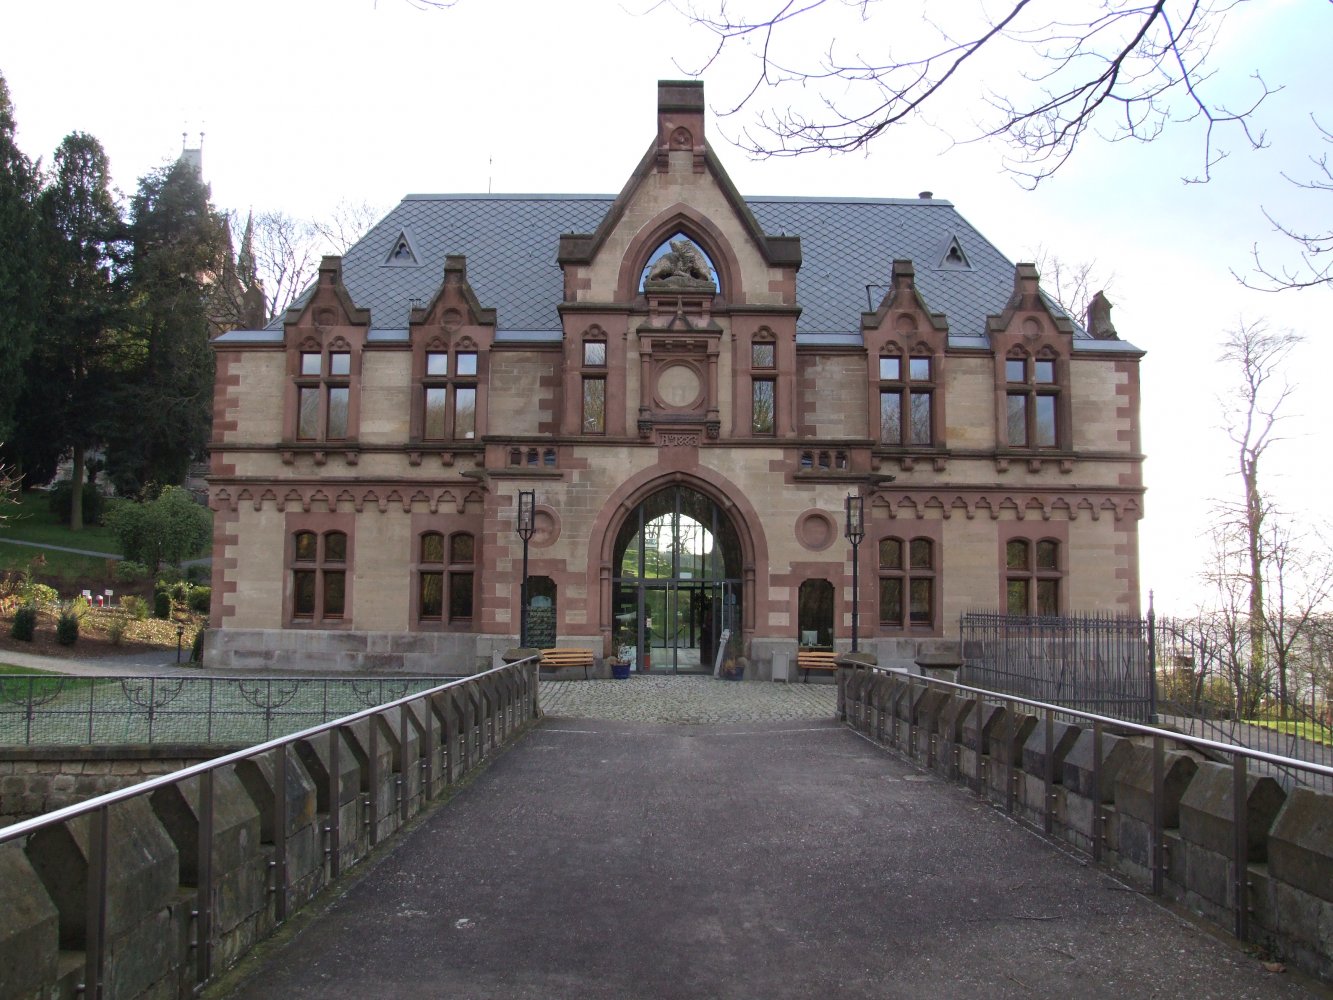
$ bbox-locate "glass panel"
[1035,395,1057,447]
[1006,358,1026,382]
[456,352,477,377]
[424,387,447,438]
[455,387,476,439]
[752,342,775,368]
[1006,540,1029,570]
[526,576,557,647]
[419,572,443,619]
[293,531,317,562]
[327,387,349,438]
[908,356,931,381]
[1037,579,1059,616]
[300,352,322,376]
[450,533,475,564]
[1036,540,1058,570]
[426,351,448,376]
[297,387,320,439]
[1034,359,1055,384]
[421,532,444,563]
[880,390,902,443]
[582,378,605,433]
[293,570,316,617]
[878,577,903,626]
[449,572,474,620]
[797,579,834,647]
[1007,579,1030,615]
[544,448,556,468]
[323,571,346,617]
[1006,393,1028,447]
[324,531,347,562]
[909,390,931,445]
[909,538,932,570]
[583,341,606,367]
[879,356,900,381]
[879,537,902,569]
[909,578,932,624]
[752,379,774,434]
[329,352,350,376]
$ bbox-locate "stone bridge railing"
[837,658,1333,984]
[0,656,540,1000]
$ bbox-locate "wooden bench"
[797,649,838,683]
[540,647,594,680]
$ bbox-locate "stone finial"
[1087,290,1118,340]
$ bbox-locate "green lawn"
[0,664,61,675]
[1246,717,1332,747]
[0,490,121,554]
[0,540,115,583]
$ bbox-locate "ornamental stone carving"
[645,239,716,291]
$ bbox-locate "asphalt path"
[210,717,1326,1000]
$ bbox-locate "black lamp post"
[845,492,864,652]
[516,491,536,647]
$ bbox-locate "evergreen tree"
[11,132,125,528]
[0,72,44,450]
[104,158,227,493]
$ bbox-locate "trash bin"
[770,651,790,683]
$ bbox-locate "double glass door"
[611,486,742,674]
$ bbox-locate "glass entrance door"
[611,486,742,674]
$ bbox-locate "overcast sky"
[3,0,1329,615]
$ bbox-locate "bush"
[185,563,210,585]
[19,581,58,608]
[156,565,185,586]
[189,586,211,613]
[105,486,211,570]
[114,560,151,583]
[10,604,37,641]
[55,607,79,646]
[153,589,172,620]
[191,627,206,663]
[107,616,126,645]
[47,479,104,525]
[119,595,150,620]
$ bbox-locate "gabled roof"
[270,191,1087,344]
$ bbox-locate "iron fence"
[959,610,1154,722]
[0,675,459,746]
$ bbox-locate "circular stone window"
[796,510,836,551]
[532,508,560,549]
[656,364,703,410]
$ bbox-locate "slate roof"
[272,192,1086,344]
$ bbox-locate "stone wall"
[0,665,539,1000]
[839,666,1333,984]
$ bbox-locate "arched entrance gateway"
[610,485,744,673]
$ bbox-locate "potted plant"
[719,636,745,681]
[608,656,631,680]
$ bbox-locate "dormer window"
[1005,349,1061,449]
[383,228,421,267]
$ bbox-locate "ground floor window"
[416,530,475,626]
[798,579,833,647]
[878,536,935,629]
[1006,538,1060,615]
[291,529,347,623]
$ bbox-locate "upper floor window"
[1005,351,1059,448]
[297,350,352,441]
[751,335,777,435]
[879,350,934,446]
[580,334,607,435]
[878,536,935,629]
[291,529,348,623]
[1006,539,1061,615]
[419,346,478,442]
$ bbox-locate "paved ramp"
[211,705,1323,999]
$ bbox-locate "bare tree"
[1241,116,1333,291]
[235,211,322,324]
[1212,320,1301,708]
[312,199,386,255]
[1260,520,1333,719]
[668,0,1275,185]
[1027,245,1116,324]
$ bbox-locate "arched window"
[1006,539,1061,615]
[638,234,719,292]
[291,529,347,623]
[417,532,445,622]
[878,537,936,628]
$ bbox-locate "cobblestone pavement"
[539,674,836,723]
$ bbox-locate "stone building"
[205,81,1144,674]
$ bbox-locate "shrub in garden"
[107,616,126,645]
[19,581,58,608]
[114,560,150,583]
[105,486,211,569]
[55,607,79,646]
[153,588,172,620]
[10,604,37,641]
[186,563,210,585]
[189,586,211,613]
[120,595,150,620]
[191,627,206,663]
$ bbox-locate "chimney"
[656,80,706,173]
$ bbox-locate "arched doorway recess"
[611,485,743,673]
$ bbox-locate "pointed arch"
[615,203,746,302]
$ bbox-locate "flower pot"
[610,662,631,680]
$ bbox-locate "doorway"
[611,485,743,674]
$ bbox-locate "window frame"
[878,348,936,447]
[287,524,353,628]
[293,347,355,443]
[415,343,481,443]
[750,332,778,437]
[1004,537,1063,616]
[877,534,937,630]
[1004,350,1062,450]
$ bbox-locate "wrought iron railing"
[0,675,457,746]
